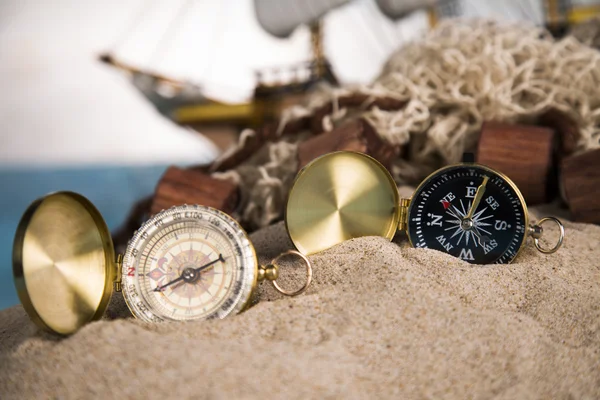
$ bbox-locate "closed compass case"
[286,151,400,255]
[12,192,115,335]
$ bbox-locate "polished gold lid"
[13,192,115,335]
[286,151,400,255]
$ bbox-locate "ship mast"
[310,21,325,79]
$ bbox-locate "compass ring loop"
[533,217,565,254]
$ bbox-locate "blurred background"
[1,0,598,310]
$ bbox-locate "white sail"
[106,0,583,104]
[110,0,430,103]
[0,0,218,166]
[375,0,437,19]
[254,0,350,37]
[113,0,313,103]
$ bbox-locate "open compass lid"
[286,151,400,255]
[13,192,115,335]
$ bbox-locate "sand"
[1,205,599,399]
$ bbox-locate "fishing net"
[218,19,600,229]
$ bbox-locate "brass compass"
[286,151,564,264]
[13,192,312,335]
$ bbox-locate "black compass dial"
[407,165,527,264]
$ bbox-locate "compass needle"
[403,162,543,264]
[14,190,314,335]
[17,151,565,337]
[466,176,489,220]
[119,206,262,323]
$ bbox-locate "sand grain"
[0,207,598,399]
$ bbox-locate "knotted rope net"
[219,19,600,229]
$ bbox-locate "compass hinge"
[398,198,411,231]
[114,254,123,292]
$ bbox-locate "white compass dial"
[122,205,257,323]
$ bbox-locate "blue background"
[0,165,168,310]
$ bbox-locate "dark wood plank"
[538,108,579,157]
[477,121,556,205]
[151,167,239,215]
[561,148,600,224]
[210,94,406,173]
[210,117,311,173]
[298,118,401,169]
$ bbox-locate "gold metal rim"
[270,250,313,297]
[285,151,400,255]
[406,163,530,264]
[13,192,115,335]
[533,217,565,254]
[13,196,51,332]
[121,205,261,319]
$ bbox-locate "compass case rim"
[13,191,115,335]
[406,163,530,264]
[286,151,400,255]
[121,205,258,322]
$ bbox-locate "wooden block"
[298,118,401,170]
[209,94,406,172]
[477,122,556,205]
[561,148,600,224]
[209,123,277,173]
[151,167,239,215]
[538,108,579,157]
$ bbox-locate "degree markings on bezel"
[407,165,527,264]
[121,206,257,323]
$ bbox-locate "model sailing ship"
[97,0,439,128]
[99,0,350,128]
[99,0,599,128]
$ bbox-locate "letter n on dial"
[408,166,527,264]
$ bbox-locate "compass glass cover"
[122,205,257,323]
[407,165,528,264]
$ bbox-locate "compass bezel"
[406,163,530,264]
[122,205,258,323]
